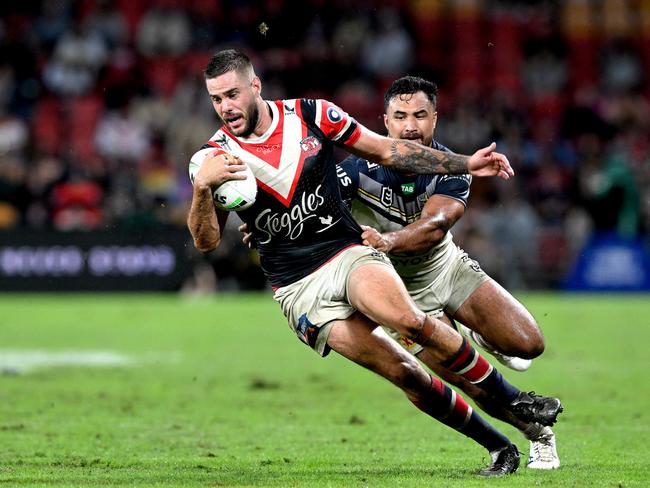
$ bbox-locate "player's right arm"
[348,127,514,179]
[361,171,470,253]
[187,149,247,252]
[361,194,465,253]
[302,99,511,179]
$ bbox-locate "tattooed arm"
[348,125,514,179]
[387,139,469,174]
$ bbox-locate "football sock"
[410,375,511,452]
[441,338,520,404]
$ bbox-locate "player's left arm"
[361,195,465,253]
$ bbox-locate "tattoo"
[389,140,468,175]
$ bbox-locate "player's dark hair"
[204,49,253,79]
[383,76,438,112]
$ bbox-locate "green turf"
[0,293,649,487]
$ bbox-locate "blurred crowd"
[1,0,649,289]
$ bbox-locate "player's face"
[206,70,261,137]
[384,91,437,147]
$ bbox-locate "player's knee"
[396,310,428,342]
[524,329,545,358]
[513,318,545,359]
[389,359,425,392]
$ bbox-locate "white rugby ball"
[189,148,257,211]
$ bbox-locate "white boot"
[525,425,560,470]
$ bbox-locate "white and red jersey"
[192,98,364,288]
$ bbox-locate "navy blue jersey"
[337,140,471,227]
[194,98,363,288]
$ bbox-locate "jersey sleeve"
[300,99,361,147]
[336,156,362,202]
[434,175,471,206]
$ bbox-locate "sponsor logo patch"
[366,161,380,171]
[297,313,319,348]
[300,136,321,156]
[381,187,393,207]
[461,254,483,273]
[255,143,281,155]
[254,184,326,243]
[399,336,416,349]
[326,107,342,123]
[213,134,232,151]
[370,250,389,262]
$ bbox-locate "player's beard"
[228,102,260,138]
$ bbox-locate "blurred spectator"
[601,40,643,94]
[331,14,371,65]
[33,0,72,52]
[94,105,151,164]
[24,155,65,229]
[0,157,28,228]
[42,23,109,97]
[50,178,104,231]
[361,8,414,79]
[0,111,28,156]
[82,0,129,49]
[437,94,492,152]
[521,44,567,99]
[136,6,191,57]
[575,133,641,238]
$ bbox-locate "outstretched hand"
[467,142,515,180]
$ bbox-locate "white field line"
[0,350,182,373]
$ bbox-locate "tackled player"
[187,48,562,477]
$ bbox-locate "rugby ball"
[189,148,257,211]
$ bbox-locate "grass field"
[1,293,649,487]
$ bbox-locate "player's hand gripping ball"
[189,148,257,211]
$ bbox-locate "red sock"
[442,338,519,402]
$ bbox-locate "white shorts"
[273,245,393,356]
[385,246,489,355]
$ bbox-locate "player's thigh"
[347,262,424,332]
[454,279,544,356]
[327,312,430,392]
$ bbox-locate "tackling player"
[336,76,559,469]
[187,49,562,476]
